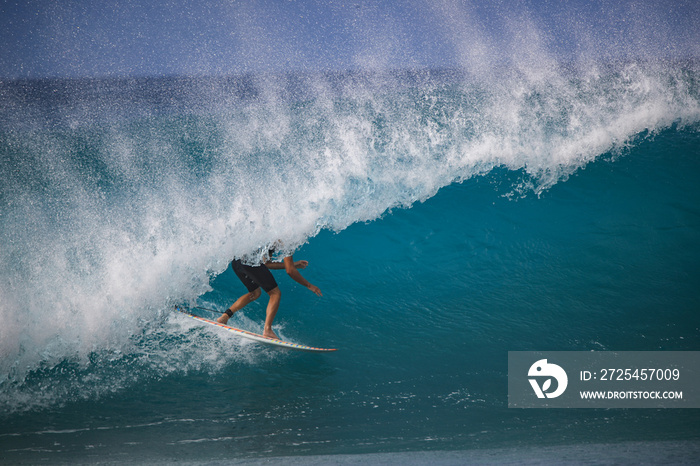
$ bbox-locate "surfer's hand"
[308,284,322,296]
[294,260,308,269]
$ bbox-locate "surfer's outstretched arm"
[282,256,323,296]
[265,259,308,270]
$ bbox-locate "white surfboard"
[175,306,337,352]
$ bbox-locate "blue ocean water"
[1,62,700,463]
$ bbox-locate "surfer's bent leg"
[263,287,281,340]
[217,288,261,324]
[220,259,280,326]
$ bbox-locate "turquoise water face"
[3,124,699,462]
[1,66,699,462]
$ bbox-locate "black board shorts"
[231,259,278,293]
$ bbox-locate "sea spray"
[1,60,699,412]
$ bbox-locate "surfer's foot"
[217,313,230,324]
[263,328,279,340]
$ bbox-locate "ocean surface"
[1,61,700,464]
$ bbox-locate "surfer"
[217,251,322,340]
